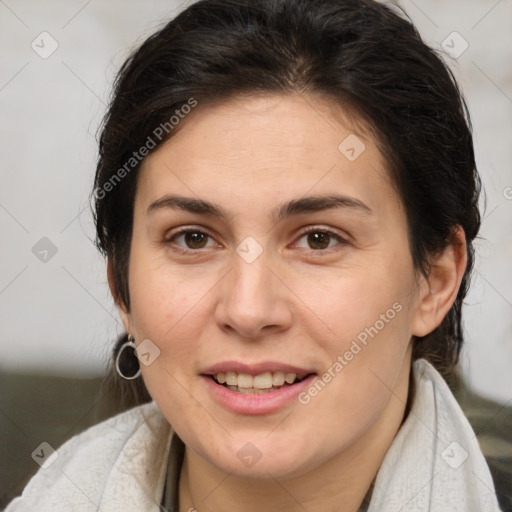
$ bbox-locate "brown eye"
[166,229,217,250]
[184,231,208,249]
[307,232,331,250]
[294,228,348,251]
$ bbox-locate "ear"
[107,257,131,333]
[411,226,468,337]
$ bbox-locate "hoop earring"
[115,334,141,380]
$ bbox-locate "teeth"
[227,385,281,394]
[285,373,296,384]
[225,371,237,386]
[214,370,305,389]
[272,371,285,387]
[254,372,272,389]
[237,373,253,388]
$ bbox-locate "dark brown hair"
[93,0,480,411]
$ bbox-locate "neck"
[179,361,411,512]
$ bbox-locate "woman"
[6,0,504,510]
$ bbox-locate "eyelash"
[163,226,349,255]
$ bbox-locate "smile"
[203,373,317,415]
[212,371,309,393]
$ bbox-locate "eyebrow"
[146,193,372,222]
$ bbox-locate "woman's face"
[117,93,427,479]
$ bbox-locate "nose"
[214,251,293,339]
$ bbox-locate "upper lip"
[201,361,316,376]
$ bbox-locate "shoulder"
[5,401,171,512]
[52,400,164,462]
[369,359,503,511]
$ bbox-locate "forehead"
[136,93,401,221]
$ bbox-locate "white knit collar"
[367,359,501,511]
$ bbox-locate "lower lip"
[201,374,317,415]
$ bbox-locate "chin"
[194,432,321,481]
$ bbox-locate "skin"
[109,93,467,512]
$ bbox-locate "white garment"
[367,359,502,511]
[5,359,502,511]
[6,399,171,511]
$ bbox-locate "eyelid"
[164,225,215,240]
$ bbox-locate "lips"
[202,371,317,414]
[200,361,316,411]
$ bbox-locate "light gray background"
[1,0,511,403]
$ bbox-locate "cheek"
[126,249,216,388]
[290,281,413,465]
[291,249,415,410]
[127,238,212,335]
[301,282,411,407]
[128,268,212,422]
[293,252,415,351]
